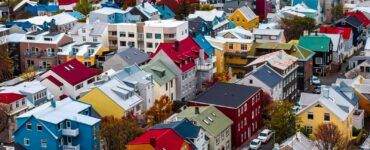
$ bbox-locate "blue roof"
[252,65,283,88]
[6,21,35,31]
[292,0,319,10]
[114,64,142,80]
[24,3,59,16]
[334,82,359,107]
[67,11,86,20]
[154,4,175,19]
[152,118,200,139]
[194,34,214,56]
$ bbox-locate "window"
[87,78,95,84]
[75,83,83,90]
[315,57,323,64]
[255,35,262,39]
[307,112,314,120]
[24,138,30,146]
[66,121,71,128]
[166,83,168,91]
[41,139,47,148]
[128,32,135,38]
[155,33,161,39]
[324,113,330,121]
[241,44,248,50]
[82,36,86,42]
[37,124,43,131]
[306,126,313,134]
[82,28,86,33]
[22,99,26,105]
[120,41,126,46]
[146,42,153,48]
[249,79,253,84]
[16,101,19,108]
[269,35,278,40]
[26,123,32,130]
[93,37,98,42]
[228,43,233,49]
[170,80,173,87]
[119,32,126,37]
[58,122,63,130]
[146,33,152,39]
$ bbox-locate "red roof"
[58,0,77,5]
[319,26,352,40]
[128,129,189,149]
[152,37,207,72]
[45,75,63,87]
[51,59,100,86]
[0,93,24,104]
[345,11,370,27]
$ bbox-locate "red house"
[188,82,264,148]
[345,11,370,27]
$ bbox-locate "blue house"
[13,97,100,150]
[89,7,140,23]
[291,0,320,10]
[194,34,214,57]
[14,1,59,16]
[154,4,175,19]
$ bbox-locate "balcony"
[63,144,80,150]
[197,63,213,71]
[62,128,79,137]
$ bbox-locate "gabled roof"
[193,34,214,56]
[319,26,352,40]
[188,9,225,22]
[154,4,175,19]
[45,75,63,87]
[116,47,149,66]
[152,118,201,139]
[345,11,370,27]
[114,64,152,86]
[237,6,258,21]
[135,2,160,18]
[340,16,363,28]
[50,59,100,86]
[0,93,24,104]
[280,132,319,150]
[298,35,331,52]
[142,60,176,86]
[176,106,232,136]
[191,82,261,108]
[248,50,298,71]
[250,65,283,88]
[128,128,187,149]
[292,0,319,10]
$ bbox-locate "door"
[66,121,71,129]
[67,137,72,146]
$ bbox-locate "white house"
[68,22,109,47]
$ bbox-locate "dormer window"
[26,36,35,40]
[44,37,52,41]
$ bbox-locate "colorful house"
[188,9,234,36]
[13,97,100,150]
[335,16,365,47]
[103,47,149,71]
[188,83,264,148]
[319,26,354,58]
[154,4,175,19]
[228,6,259,30]
[127,128,192,150]
[13,0,59,16]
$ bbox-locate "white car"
[311,76,321,85]
[257,129,273,143]
[249,139,262,149]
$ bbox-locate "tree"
[175,0,191,20]
[145,95,173,126]
[74,0,92,16]
[99,115,144,150]
[331,4,344,22]
[314,123,347,150]
[264,100,299,143]
[20,66,36,81]
[122,0,136,10]
[281,16,316,41]
[0,104,10,133]
[0,49,13,82]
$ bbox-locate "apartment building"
[68,22,109,47]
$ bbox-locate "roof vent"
[68,64,74,69]
[64,66,70,71]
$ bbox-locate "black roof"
[344,16,363,28]
[191,82,260,108]
[252,65,283,88]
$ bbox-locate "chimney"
[199,49,205,64]
[149,137,156,147]
[195,107,200,114]
[51,99,56,108]
[174,41,179,51]
[322,86,329,99]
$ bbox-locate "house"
[112,65,154,110]
[127,128,192,150]
[80,77,143,118]
[13,97,101,150]
[205,26,254,78]
[88,7,140,24]
[171,106,233,150]
[336,76,370,117]
[154,4,175,19]
[150,37,213,101]
[66,11,86,20]
[279,132,319,150]
[291,0,323,20]
[188,17,212,36]
[252,28,286,43]
[141,60,177,101]
[277,3,322,23]
[335,15,365,47]
[346,59,370,78]
[103,47,149,71]
[188,9,233,36]
[57,0,77,10]
[296,84,365,139]
[68,22,109,47]
[57,42,110,67]
[319,26,354,58]
[39,59,100,99]
[151,118,209,149]
[0,93,28,143]
[228,6,259,30]
[345,11,370,37]
[107,23,138,51]
[319,33,345,64]
[298,35,333,76]
[188,82,263,148]
[128,2,160,21]
[13,0,59,16]
[240,50,299,100]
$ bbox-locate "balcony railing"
[62,128,79,137]
[63,144,80,150]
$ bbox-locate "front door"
[67,137,72,145]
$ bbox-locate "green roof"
[176,106,233,136]
[298,35,331,52]
[248,42,315,60]
[291,45,315,61]
[141,60,176,86]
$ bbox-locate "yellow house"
[228,6,259,30]
[80,78,143,118]
[296,85,365,139]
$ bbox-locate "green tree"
[0,49,13,82]
[281,16,316,41]
[145,95,173,126]
[175,0,191,20]
[99,115,144,150]
[331,4,344,22]
[264,100,299,143]
[74,0,92,16]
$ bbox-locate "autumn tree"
[122,0,136,9]
[0,49,13,82]
[264,100,299,143]
[20,66,36,81]
[281,16,316,41]
[145,95,173,126]
[0,104,10,133]
[314,123,347,150]
[99,115,144,150]
[74,0,92,16]
[175,0,191,20]
[331,4,344,22]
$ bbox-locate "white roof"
[365,37,370,50]
[205,26,254,46]
[144,19,187,28]
[248,50,298,70]
[0,80,47,94]
[18,97,100,125]
[6,33,25,42]
[253,28,283,36]
[280,132,319,150]
[188,9,225,22]
[135,2,159,18]
[20,31,65,44]
[238,6,257,21]
[320,33,341,52]
[51,12,78,25]
[92,7,126,15]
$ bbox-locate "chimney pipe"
[195,107,200,114]
[149,137,156,147]
[51,99,56,108]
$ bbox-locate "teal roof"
[67,11,86,20]
[298,35,331,52]
[176,106,233,136]
[194,34,214,56]
[141,60,176,86]
[154,4,175,19]
[292,0,319,10]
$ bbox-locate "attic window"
[207,117,214,122]
[315,104,322,107]
[203,119,210,125]
[211,113,216,117]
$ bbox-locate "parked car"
[249,139,262,149]
[257,129,273,143]
[314,85,321,94]
[311,76,321,85]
